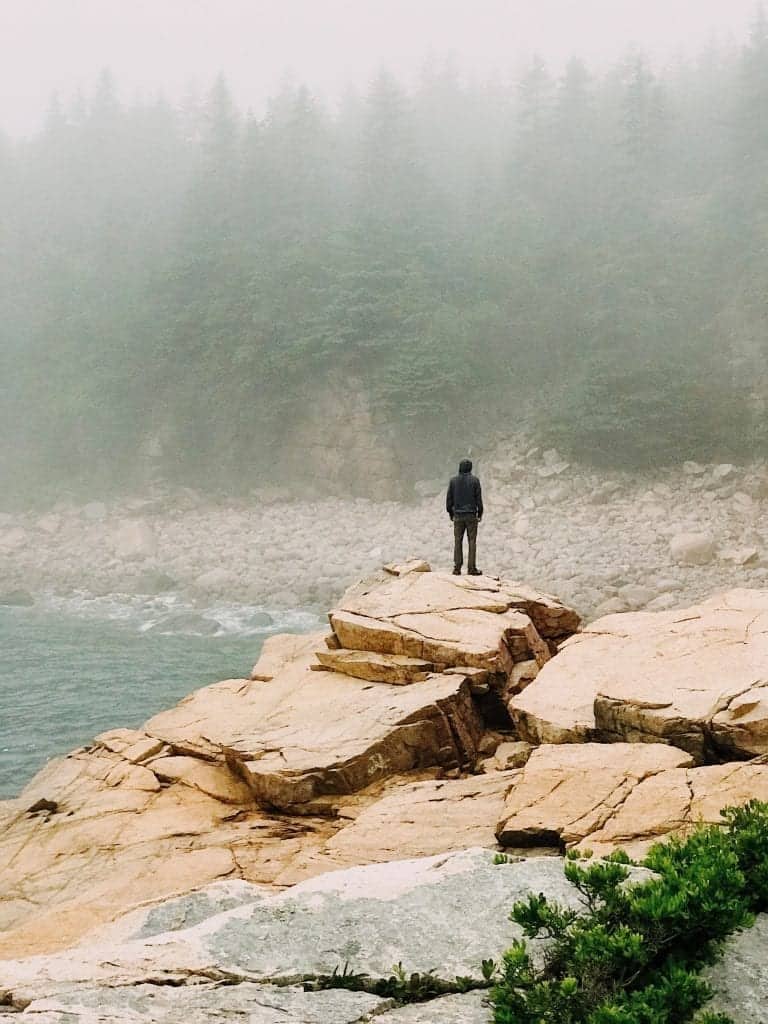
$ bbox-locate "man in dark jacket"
[446,459,483,575]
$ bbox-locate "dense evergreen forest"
[3,16,768,501]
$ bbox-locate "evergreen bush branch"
[491,799,768,1024]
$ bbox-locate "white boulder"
[720,546,759,566]
[670,532,715,566]
[713,464,736,482]
[83,501,108,521]
[0,526,28,552]
[194,567,237,594]
[113,519,158,561]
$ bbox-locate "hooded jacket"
[446,459,483,519]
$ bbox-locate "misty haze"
[2,4,768,1019]
[1,2,767,502]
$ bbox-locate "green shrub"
[491,801,768,1024]
[720,799,768,910]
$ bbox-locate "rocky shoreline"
[1,566,768,1020]
[3,449,768,620]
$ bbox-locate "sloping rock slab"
[377,990,491,1022]
[509,636,600,744]
[510,589,768,760]
[314,648,434,684]
[298,773,513,875]
[0,984,385,1024]
[0,627,484,955]
[0,984,493,1023]
[583,759,768,859]
[330,572,578,673]
[251,631,326,681]
[147,650,483,808]
[187,850,642,981]
[0,745,339,960]
[703,913,768,1023]
[496,743,693,849]
[0,849,639,1004]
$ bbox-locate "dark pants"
[453,514,479,571]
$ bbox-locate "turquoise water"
[0,596,320,800]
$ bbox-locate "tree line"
[3,15,768,501]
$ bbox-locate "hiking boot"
[468,568,482,576]
[452,568,461,575]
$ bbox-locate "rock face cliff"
[1,567,768,1021]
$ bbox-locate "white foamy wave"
[203,601,320,637]
[37,590,322,638]
[40,590,183,622]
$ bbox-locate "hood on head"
[459,459,472,474]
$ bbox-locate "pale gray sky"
[0,0,760,136]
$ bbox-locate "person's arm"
[475,478,483,520]
[446,479,454,519]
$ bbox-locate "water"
[0,593,321,800]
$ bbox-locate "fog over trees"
[3,17,768,501]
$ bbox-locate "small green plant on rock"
[491,800,768,1024]
[482,958,499,981]
[306,961,490,1004]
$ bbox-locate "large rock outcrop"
[495,743,694,850]
[301,773,513,875]
[510,589,768,761]
[146,660,484,809]
[495,744,768,858]
[0,570,579,959]
[0,729,341,959]
[6,567,768,1014]
[329,571,579,672]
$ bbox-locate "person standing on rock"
[446,459,483,575]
